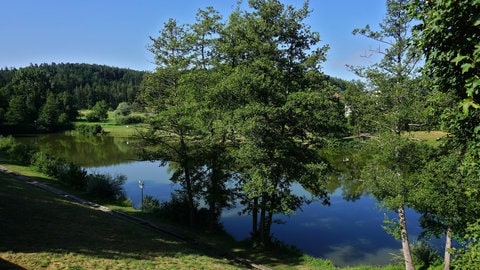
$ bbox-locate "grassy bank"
[0,168,245,270]
[0,163,404,270]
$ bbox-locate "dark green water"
[15,133,139,167]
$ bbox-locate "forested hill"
[0,63,145,109]
[0,63,145,132]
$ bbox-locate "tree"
[410,0,480,267]
[5,96,28,125]
[113,102,131,117]
[86,101,108,122]
[141,18,201,227]
[351,0,425,269]
[216,0,344,245]
[37,92,61,131]
[414,147,478,270]
[6,66,51,125]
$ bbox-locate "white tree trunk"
[398,205,415,270]
[444,226,452,270]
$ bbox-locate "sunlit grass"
[403,130,448,146]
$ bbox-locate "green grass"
[0,170,245,270]
[403,131,448,147]
[73,110,148,137]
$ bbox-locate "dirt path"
[0,165,272,270]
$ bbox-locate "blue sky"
[1,0,386,80]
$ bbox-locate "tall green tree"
[141,18,202,227]
[411,0,480,267]
[351,0,426,269]
[37,92,61,131]
[216,0,345,245]
[414,147,478,270]
[6,66,51,125]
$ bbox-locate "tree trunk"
[265,209,273,244]
[252,197,258,238]
[398,205,415,270]
[184,165,196,227]
[180,136,195,227]
[259,197,266,245]
[444,226,452,270]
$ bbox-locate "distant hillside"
[0,63,145,108]
[0,63,145,132]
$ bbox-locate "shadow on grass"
[0,171,241,267]
[0,258,26,270]
[0,167,308,269]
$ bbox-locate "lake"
[16,134,439,267]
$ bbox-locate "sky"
[1,0,387,81]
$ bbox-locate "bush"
[56,162,88,190]
[6,142,36,165]
[157,192,191,224]
[31,151,63,177]
[31,152,88,190]
[411,241,442,269]
[86,101,109,122]
[141,195,160,213]
[86,173,126,201]
[113,102,132,117]
[85,112,101,122]
[0,136,16,151]
[115,115,145,125]
[76,124,104,136]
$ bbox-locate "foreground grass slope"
[0,171,244,270]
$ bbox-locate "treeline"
[0,63,144,132]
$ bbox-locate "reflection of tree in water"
[16,134,140,167]
[320,142,368,202]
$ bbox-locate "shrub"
[56,162,88,190]
[0,135,16,151]
[157,192,191,224]
[113,102,132,117]
[115,115,145,125]
[31,151,63,177]
[86,173,126,201]
[6,142,36,165]
[411,241,442,269]
[141,195,160,213]
[76,124,104,136]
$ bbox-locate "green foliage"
[5,96,28,125]
[6,142,36,165]
[86,101,109,122]
[156,192,191,225]
[31,151,88,189]
[56,162,88,190]
[453,221,480,269]
[0,135,16,151]
[115,114,145,125]
[113,102,132,117]
[410,241,442,269]
[31,151,63,176]
[75,124,104,136]
[85,173,126,201]
[142,0,348,244]
[141,195,160,213]
[0,63,144,131]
